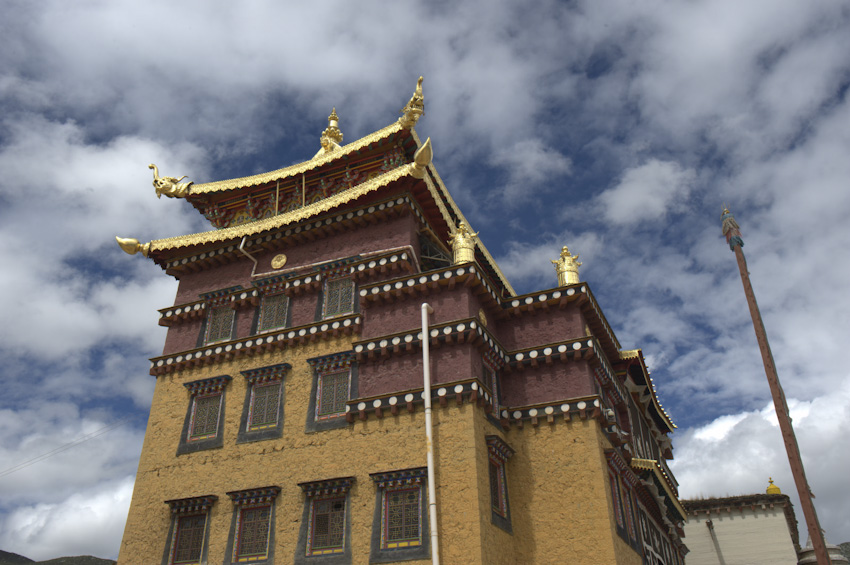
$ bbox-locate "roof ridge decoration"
[313,107,344,159]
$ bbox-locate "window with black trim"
[163,495,217,565]
[295,477,354,564]
[369,468,429,563]
[206,305,235,344]
[482,357,501,415]
[306,352,356,433]
[177,376,231,455]
[322,277,354,319]
[237,364,290,444]
[223,487,280,565]
[486,435,514,533]
[258,293,289,332]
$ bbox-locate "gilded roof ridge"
[149,163,415,252]
[190,121,406,195]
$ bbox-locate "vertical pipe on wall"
[421,302,440,565]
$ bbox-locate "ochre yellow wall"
[120,334,644,564]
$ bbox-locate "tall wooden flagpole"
[721,208,830,564]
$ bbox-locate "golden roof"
[766,477,782,494]
[189,121,406,195]
[149,162,415,253]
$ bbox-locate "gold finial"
[399,76,424,128]
[316,108,344,157]
[149,163,192,199]
[551,246,581,286]
[766,477,782,494]
[410,137,432,179]
[448,222,478,265]
[115,236,150,257]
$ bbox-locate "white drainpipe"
[421,302,440,565]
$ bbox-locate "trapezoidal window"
[189,394,222,440]
[206,305,235,344]
[316,370,350,420]
[165,495,217,565]
[296,477,354,563]
[322,277,354,319]
[258,293,288,332]
[225,487,280,564]
[369,468,429,562]
[248,381,281,431]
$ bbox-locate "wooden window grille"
[235,505,271,560]
[489,458,507,517]
[323,277,354,318]
[206,305,234,344]
[172,514,206,564]
[308,497,346,555]
[258,293,288,331]
[316,371,349,419]
[189,395,221,440]
[610,474,625,530]
[383,488,421,548]
[248,382,281,430]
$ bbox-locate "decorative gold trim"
[619,349,641,360]
[148,163,416,252]
[631,458,687,519]
[190,121,406,195]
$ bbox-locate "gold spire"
[316,108,343,157]
[399,76,424,129]
[448,222,478,264]
[552,246,581,286]
[766,477,782,494]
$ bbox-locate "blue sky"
[1,0,849,559]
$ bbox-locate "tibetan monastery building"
[116,78,687,565]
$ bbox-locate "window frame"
[321,276,356,320]
[236,363,290,445]
[162,495,217,565]
[295,477,354,565]
[257,292,290,333]
[305,352,356,433]
[205,304,236,344]
[369,468,429,563]
[315,370,350,420]
[223,487,280,565]
[485,435,514,533]
[177,376,231,456]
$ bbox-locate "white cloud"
[672,378,850,543]
[0,477,134,561]
[489,139,572,203]
[596,160,696,226]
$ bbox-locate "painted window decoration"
[370,467,428,554]
[165,495,217,565]
[173,514,206,564]
[323,277,355,318]
[610,473,625,530]
[235,505,271,561]
[489,458,507,517]
[298,477,354,559]
[623,487,638,542]
[485,435,514,530]
[189,394,223,440]
[258,293,288,332]
[482,354,503,415]
[384,487,422,548]
[248,381,281,431]
[226,487,280,564]
[316,370,350,419]
[309,497,346,555]
[206,304,235,344]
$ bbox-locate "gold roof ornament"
[410,137,432,179]
[314,108,344,158]
[149,163,192,199]
[766,477,782,494]
[448,222,478,265]
[399,76,424,129]
[115,236,150,257]
[552,246,581,286]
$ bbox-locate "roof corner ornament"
[399,76,424,129]
[410,137,432,179]
[149,164,192,199]
[115,236,150,257]
[721,205,744,250]
[448,222,478,265]
[552,246,581,286]
[315,108,344,158]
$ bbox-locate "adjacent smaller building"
[682,479,800,564]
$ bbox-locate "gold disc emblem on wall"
[478,308,487,327]
[271,254,287,269]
